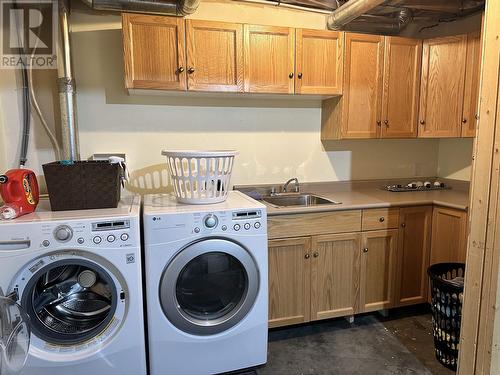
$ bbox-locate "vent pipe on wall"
[327,0,386,30]
[58,0,79,161]
[80,0,200,16]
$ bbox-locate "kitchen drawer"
[362,208,399,231]
[268,210,362,239]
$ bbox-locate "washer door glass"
[0,290,30,375]
[21,259,117,345]
[160,239,259,335]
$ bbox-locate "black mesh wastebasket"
[428,262,465,371]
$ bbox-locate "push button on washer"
[42,240,50,247]
[107,235,116,243]
[233,224,241,231]
[254,222,261,229]
[244,223,251,230]
[93,236,102,244]
[77,237,85,244]
[120,233,129,241]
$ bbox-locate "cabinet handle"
[177,67,184,73]
[187,67,195,74]
[289,72,294,79]
[313,252,319,258]
[420,120,425,125]
[304,253,310,259]
[298,73,303,79]
[384,120,389,127]
[363,248,369,253]
[475,114,480,120]
[462,118,467,124]
[379,217,385,222]
[401,223,406,228]
[377,121,382,127]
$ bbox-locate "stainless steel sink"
[261,194,341,208]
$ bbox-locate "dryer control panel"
[146,208,267,241]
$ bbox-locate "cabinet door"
[122,13,186,90]
[310,233,361,321]
[418,35,467,138]
[268,237,311,328]
[360,230,398,312]
[186,20,244,92]
[295,29,343,95]
[342,33,385,139]
[244,25,295,94]
[462,31,482,137]
[395,206,432,306]
[381,37,422,138]
[430,207,468,265]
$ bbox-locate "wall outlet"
[91,153,127,162]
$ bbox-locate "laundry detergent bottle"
[0,169,39,220]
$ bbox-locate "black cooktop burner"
[384,182,451,192]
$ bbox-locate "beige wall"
[437,138,474,181]
[0,1,473,187]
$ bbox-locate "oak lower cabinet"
[430,207,468,265]
[310,233,361,321]
[360,230,399,312]
[395,206,433,306]
[268,237,311,328]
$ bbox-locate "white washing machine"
[0,196,147,375]
[143,191,268,375]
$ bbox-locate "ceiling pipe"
[342,9,413,34]
[80,0,200,16]
[327,0,387,30]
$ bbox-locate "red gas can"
[0,169,39,220]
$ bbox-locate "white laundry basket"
[162,150,238,204]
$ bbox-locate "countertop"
[235,178,469,216]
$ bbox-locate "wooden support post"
[458,1,500,374]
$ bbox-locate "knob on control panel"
[54,225,73,242]
[204,214,218,229]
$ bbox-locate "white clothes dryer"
[143,191,268,375]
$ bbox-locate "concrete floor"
[254,306,455,375]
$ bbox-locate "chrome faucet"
[283,178,300,193]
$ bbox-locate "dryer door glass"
[21,259,118,345]
[160,239,259,335]
[0,290,30,375]
[176,252,246,321]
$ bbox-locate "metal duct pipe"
[330,7,412,34]
[327,0,386,30]
[80,0,200,16]
[58,0,80,161]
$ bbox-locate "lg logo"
[1,0,57,69]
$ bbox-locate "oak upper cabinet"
[360,229,398,312]
[341,33,385,138]
[381,37,422,138]
[244,25,295,94]
[268,237,311,328]
[186,20,244,92]
[310,233,361,321]
[395,206,432,307]
[462,31,482,137]
[295,29,343,95]
[122,13,186,90]
[430,207,468,265]
[418,35,467,138]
